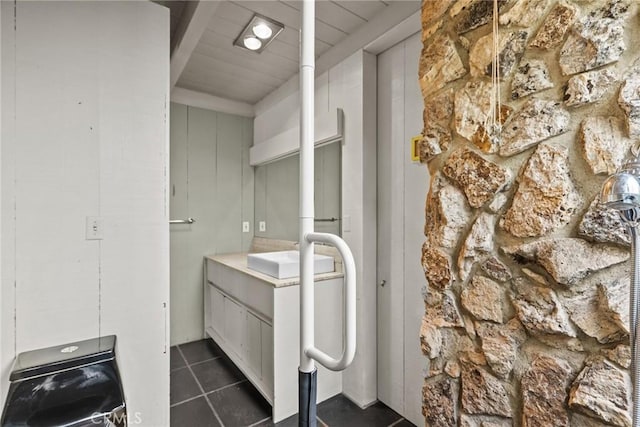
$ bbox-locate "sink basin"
[247,250,334,279]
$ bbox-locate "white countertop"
[205,252,344,288]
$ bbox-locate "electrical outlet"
[259,221,266,232]
[86,216,103,240]
[242,221,250,233]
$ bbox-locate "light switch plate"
[259,221,266,232]
[86,216,103,240]
[242,221,250,233]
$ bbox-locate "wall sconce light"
[233,14,284,54]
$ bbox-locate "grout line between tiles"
[206,378,248,395]
[170,365,188,373]
[177,345,226,427]
[170,393,203,408]
[388,418,406,427]
[187,354,223,367]
[245,415,328,427]
[169,378,248,408]
[247,416,271,427]
[172,345,187,366]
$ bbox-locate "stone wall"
[418,0,640,425]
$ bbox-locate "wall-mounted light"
[234,14,284,54]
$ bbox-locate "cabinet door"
[261,322,273,391]
[246,312,262,378]
[224,297,246,359]
[210,286,225,336]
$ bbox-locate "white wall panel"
[0,1,4,403]
[1,3,170,424]
[170,103,254,346]
[216,113,245,253]
[14,1,101,351]
[376,32,427,427]
[377,40,406,415]
[0,1,15,402]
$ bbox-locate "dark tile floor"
[170,339,416,427]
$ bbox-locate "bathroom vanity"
[204,252,344,422]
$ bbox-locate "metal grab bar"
[303,232,356,371]
[169,218,195,224]
[314,217,339,222]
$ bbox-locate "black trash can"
[1,335,126,427]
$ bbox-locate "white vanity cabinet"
[204,254,344,423]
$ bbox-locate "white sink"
[247,250,334,279]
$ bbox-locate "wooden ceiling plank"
[197,32,299,70]
[334,0,387,21]
[200,28,299,67]
[283,0,366,34]
[187,52,286,88]
[213,0,254,26]
[195,31,330,84]
[194,41,298,81]
[315,1,367,33]
[280,0,301,11]
[180,69,275,95]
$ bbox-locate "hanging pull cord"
[483,0,502,148]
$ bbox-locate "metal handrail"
[303,232,356,371]
[314,217,339,222]
[169,218,195,224]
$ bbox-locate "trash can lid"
[10,335,117,381]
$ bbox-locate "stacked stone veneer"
[418,0,640,425]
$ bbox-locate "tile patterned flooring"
[170,339,416,427]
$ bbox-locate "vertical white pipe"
[299,0,315,374]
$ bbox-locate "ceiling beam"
[171,87,255,118]
[170,1,220,89]
[364,9,421,55]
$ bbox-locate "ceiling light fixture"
[234,14,284,54]
[252,23,273,39]
[243,36,262,51]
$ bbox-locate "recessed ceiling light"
[234,14,284,54]
[243,36,262,51]
[252,23,273,39]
